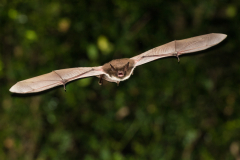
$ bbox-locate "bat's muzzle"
[118,71,124,77]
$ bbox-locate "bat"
[10,33,227,94]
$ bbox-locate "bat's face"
[102,58,135,81]
[110,62,129,79]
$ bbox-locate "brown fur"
[102,58,135,79]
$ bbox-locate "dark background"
[1,0,240,159]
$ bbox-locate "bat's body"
[10,33,227,94]
[100,58,135,85]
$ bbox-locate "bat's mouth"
[118,71,124,77]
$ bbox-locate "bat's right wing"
[10,66,105,94]
[131,33,227,66]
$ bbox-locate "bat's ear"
[110,64,116,71]
[124,62,129,72]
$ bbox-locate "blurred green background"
[1,0,240,159]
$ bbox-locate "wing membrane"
[10,66,104,93]
[131,33,227,66]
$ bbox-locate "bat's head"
[102,58,135,81]
[110,62,130,79]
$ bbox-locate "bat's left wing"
[131,33,227,66]
[10,66,104,94]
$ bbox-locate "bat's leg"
[98,75,103,85]
[117,81,120,86]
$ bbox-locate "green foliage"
[1,0,240,159]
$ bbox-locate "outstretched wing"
[131,33,227,66]
[10,66,105,94]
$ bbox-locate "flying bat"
[10,33,227,94]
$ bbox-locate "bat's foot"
[117,81,120,86]
[98,81,102,85]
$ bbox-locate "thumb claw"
[175,52,180,63]
[64,84,66,92]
